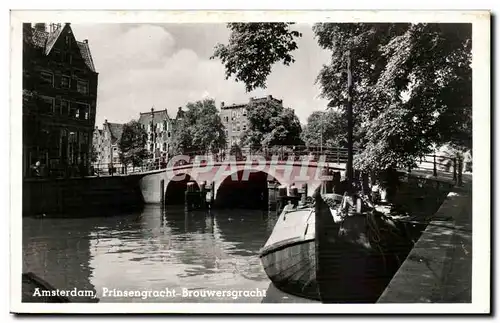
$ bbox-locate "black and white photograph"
[9,9,490,314]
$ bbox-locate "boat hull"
[260,239,319,300]
[259,193,406,303]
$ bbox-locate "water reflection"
[24,204,301,303]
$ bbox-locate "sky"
[70,23,332,127]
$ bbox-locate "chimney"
[83,39,88,44]
[34,23,46,32]
[221,101,225,108]
[104,119,108,125]
[267,95,272,100]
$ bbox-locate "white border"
[9,9,491,314]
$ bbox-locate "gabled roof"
[44,27,63,55]
[138,109,171,125]
[28,24,97,73]
[106,123,124,144]
[76,41,96,72]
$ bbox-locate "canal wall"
[22,175,145,217]
[377,174,472,303]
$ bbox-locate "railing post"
[458,155,463,186]
[433,153,437,177]
[453,157,457,182]
[337,147,340,164]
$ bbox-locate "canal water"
[22,205,316,303]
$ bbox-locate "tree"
[301,109,348,148]
[171,98,227,154]
[212,23,472,172]
[211,23,302,92]
[118,120,150,169]
[241,99,303,147]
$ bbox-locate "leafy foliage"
[214,22,472,172]
[301,109,349,148]
[211,23,302,92]
[241,99,303,147]
[313,23,472,171]
[171,98,227,154]
[118,121,150,167]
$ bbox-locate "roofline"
[139,109,169,115]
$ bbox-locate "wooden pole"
[346,50,354,194]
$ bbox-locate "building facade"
[23,22,98,177]
[92,120,124,173]
[137,108,176,162]
[220,95,283,147]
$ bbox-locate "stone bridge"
[138,158,348,205]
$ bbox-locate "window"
[77,80,89,94]
[168,132,171,138]
[163,142,167,151]
[39,96,54,114]
[40,71,54,86]
[163,121,168,131]
[243,110,247,116]
[242,124,247,131]
[52,50,62,62]
[149,144,154,152]
[65,35,71,47]
[224,116,229,122]
[73,102,89,120]
[64,52,72,64]
[60,100,69,115]
[61,75,70,89]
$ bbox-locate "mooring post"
[458,156,463,186]
[209,181,215,209]
[185,182,195,211]
[200,181,207,210]
[160,179,165,205]
[361,173,370,195]
[453,157,458,182]
[300,183,308,205]
[289,184,299,208]
[433,154,437,177]
[277,185,288,214]
[267,182,277,211]
[332,171,341,194]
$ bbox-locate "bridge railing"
[408,153,463,186]
[176,145,358,165]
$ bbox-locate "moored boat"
[259,187,412,303]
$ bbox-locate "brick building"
[92,120,124,173]
[220,95,283,147]
[137,107,176,162]
[23,22,98,177]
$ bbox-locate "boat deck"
[260,206,315,256]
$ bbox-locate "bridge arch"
[214,169,284,209]
[165,173,200,205]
